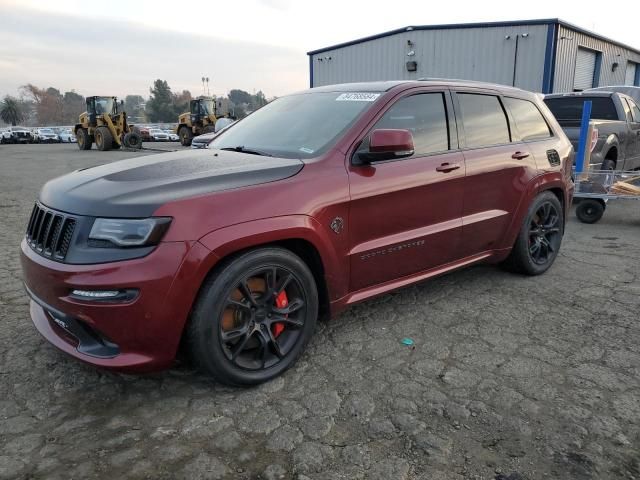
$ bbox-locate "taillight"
[590,128,598,152]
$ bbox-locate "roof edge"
[307,18,640,57]
[307,19,559,55]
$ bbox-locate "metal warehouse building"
[308,19,640,93]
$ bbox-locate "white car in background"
[37,128,61,143]
[149,128,169,141]
[58,129,77,143]
[163,129,179,141]
[1,128,12,144]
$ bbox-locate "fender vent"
[546,149,561,166]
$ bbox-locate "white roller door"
[573,48,597,90]
[625,62,637,86]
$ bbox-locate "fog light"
[70,289,138,302]
[72,290,120,298]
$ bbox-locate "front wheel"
[179,126,193,146]
[187,248,318,386]
[503,191,564,275]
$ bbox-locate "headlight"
[89,217,171,247]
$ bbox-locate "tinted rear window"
[544,96,618,121]
[504,97,551,141]
[458,94,510,148]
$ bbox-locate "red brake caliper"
[273,290,288,337]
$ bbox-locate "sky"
[0,0,638,99]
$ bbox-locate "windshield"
[210,92,380,159]
[94,97,115,115]
[39,128,54,134]
[201,99,215,115]
[544,96,618,121]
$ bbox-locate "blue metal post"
[575,100,592,173]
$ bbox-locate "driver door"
[347,90,465,292]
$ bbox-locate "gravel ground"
[1,143,639,480]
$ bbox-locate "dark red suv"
[20,80,574,385]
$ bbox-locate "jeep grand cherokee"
[21,80,574,386]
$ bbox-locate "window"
[627,99,640,123]
[367,93,449,156]
[543,96,618,121]
[503,97,551,141]
[457,94,510,148]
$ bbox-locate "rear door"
[452,90,538,257]
[347,89,465,291]
[503,96,559,172]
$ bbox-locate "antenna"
[206,77,210,96]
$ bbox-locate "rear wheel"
[179,126,193,146]
[95,126,113,151]
[187,248,318,386]
[77,128,92,150]
[576,199,605,224]
[504,191,563,275]
[601,159,616,171]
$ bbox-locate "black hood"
[40,149,303,217]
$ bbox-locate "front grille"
[25,203,76,261]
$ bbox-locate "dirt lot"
[1,143,639,480]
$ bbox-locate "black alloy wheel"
[187,247,318,386]
[502,191,564,275]
[528,201,562,265]
[219,266,306,371]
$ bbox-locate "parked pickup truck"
[544,91,640,170]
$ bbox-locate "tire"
[95,126,113,151]
[203,125,216,134]
[77,128,92,150]
[503,191,564,276]
[123,132,142,149]
[179,126,193,147]
[187,247,318,386]
[576,199,605,224]
[601,159,616,171]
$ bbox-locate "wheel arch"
[500,174,569,251]
[198,216,345,311]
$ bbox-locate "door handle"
[435,162,461,173]
[512,151,530,160]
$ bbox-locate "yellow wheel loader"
[176,97,218,147]
[75,96,142,151]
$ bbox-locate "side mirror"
[356,129,415,164]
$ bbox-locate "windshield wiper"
[220,146,273,157]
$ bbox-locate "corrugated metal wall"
[553,25,640,91]
[310,25,549,92]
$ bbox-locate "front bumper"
[20,238,211,372]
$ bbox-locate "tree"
[0,95,24,126]
[124,95,146,122]
[228,89,253,107]
[62,91,85,125]
[252,90,267,110]
[146,79,175,123]
[173,90,192,117]
[20,84,64,125]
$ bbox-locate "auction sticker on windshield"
[336,93,380,102]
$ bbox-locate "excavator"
[75,96,142,151]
